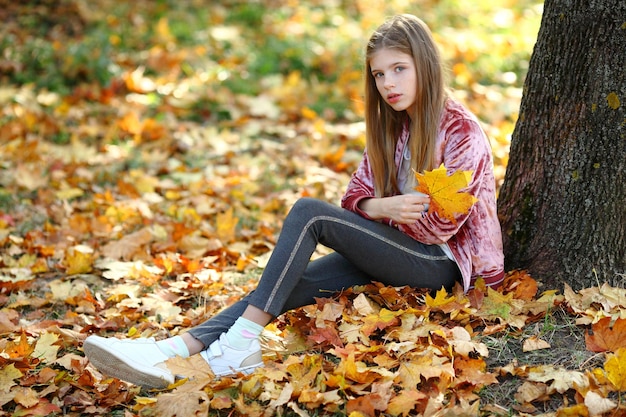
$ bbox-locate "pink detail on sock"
[241,329,257,339]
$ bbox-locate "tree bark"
[498,0,626,290]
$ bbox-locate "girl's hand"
[358,194,430,224]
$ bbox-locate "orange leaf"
[501,270,538,301]
[360,308,401,336]
[414,164,477,224]
[585,317,626,352]
[4,331,35,360]
[118,112,142,135]
[346,395,378,417]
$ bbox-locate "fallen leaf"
[522,336,551,352]
[554,404,588,417]
[0,363,23,392]
[448,326,489,357]
[13,387,39,408]
[3,331,35,360]
[585,317,626,352]
[153,391,210,417]
[33,332,60,364]
[526,365,588,394]
[501,270,538,301]
[584,391,616,416]
[347,394,382,417]
[64,245,94,275]
[100,227,154,261]
[514,381,549,404]
[395,353,453,388]
[166,355,214,392]
[425,287,456,309]
[216,207,239,243]
[11,398,62,416]
[360,308,401,336]
[353,293,377,316]
[604,347,626,391]
[385,389,426,416]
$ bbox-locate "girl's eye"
[395,66,405,72]
[373,72,384,79]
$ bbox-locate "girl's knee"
[290,197,327,214]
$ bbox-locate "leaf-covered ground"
[1,1,625,416]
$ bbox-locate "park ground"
[1,1,625,416]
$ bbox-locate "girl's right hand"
[358,194,430,224]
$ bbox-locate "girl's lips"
[387,93,402,104]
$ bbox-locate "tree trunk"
[497,0,626,290]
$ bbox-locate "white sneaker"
[200,334,263,377]
[83,335,175,389]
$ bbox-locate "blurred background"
[0,0,543,199]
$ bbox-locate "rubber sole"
[212,361,263,377]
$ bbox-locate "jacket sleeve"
[396,117,492,244]
[340,149,381,221]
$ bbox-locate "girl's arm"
[341,150,429,225]
[358,195,429,225]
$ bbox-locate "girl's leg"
[188,197,458,346]
[186,252,372,349]
[244,198,459,317]
[84,198,460,386]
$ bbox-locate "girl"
[84,14,504,389]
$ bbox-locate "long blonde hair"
[365,14,446,197]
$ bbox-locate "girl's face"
[369,48,418,116]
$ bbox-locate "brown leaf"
[346,394,379,417]
[100,227,154,260]
[522,336,551,352]
[154,391,210,417]
[585,317,626,352]
[166,356,213,392]
[514,381,549,404]
[0,309,19,333]
[386,389,426,416]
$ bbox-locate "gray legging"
[187,197,460,347]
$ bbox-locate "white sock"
[156,336,190,358]
[225,317,264,349]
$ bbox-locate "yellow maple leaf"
[604,347,626,391]
[64,245,94,275]
[0,363,23,392]
[361,308,402,336]
[414,164,477,224]
[33,332,60,364]
[425,287,455,308]
[216,207,239,243]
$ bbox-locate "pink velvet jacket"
[341,99,505,292]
